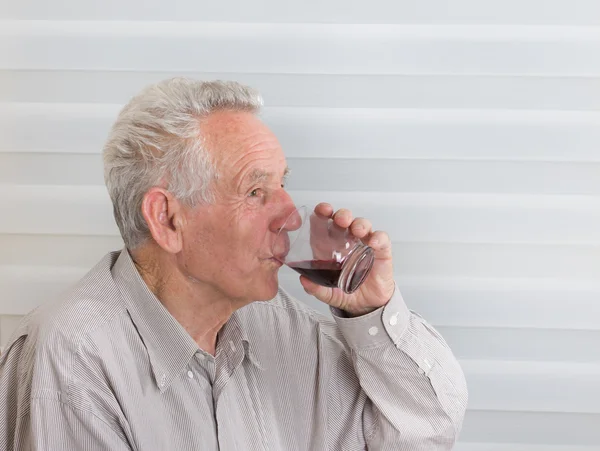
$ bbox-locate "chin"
[252,274,280,302]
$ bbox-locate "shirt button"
[187,370,194,379]
[368,326,379,336]
[159,374,166,387]
[389,314,399,326]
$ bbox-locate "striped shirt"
[0,249,467,450]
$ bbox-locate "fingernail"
[371,239,379,247]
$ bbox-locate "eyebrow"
[248,169,270,184]
[248,167,290,184]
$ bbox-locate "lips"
[269,257,284,267]
[271,231,290,262]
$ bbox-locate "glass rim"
[273,205,309,261]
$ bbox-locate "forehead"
[201,110,286,187]
[201,110,281,161]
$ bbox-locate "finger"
[332,208,353,229]
[299,276,334,304]
[349,217,372,239]
[314,203,334,218]
[366,230,393,258]
[310,209,333,245]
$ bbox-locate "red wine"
[288,260,343,288]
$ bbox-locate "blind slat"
[2,22,600,75]
[2,71,599,111]
[4,186,600,244]
[3,153,600,196]
[3,1,600,25]
[3,103,599,161]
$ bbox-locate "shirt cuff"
[330,285,410,350]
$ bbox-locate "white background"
[1,1,599,449]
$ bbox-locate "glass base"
[339,244,375,294]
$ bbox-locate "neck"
[130,245,238,356]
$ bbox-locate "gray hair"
[103,78,263,249]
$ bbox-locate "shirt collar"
[111,248,261,392]
[112,248,200,391]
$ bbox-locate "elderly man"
[0,79,467,450]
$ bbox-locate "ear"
[141,187,185,254]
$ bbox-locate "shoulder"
[1,252,127,392]
[31,251,124,344]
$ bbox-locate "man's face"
[177,110,294,303]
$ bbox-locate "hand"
[299,203,395,317]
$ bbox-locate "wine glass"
[272,205,375,294]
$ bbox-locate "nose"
[281,208,303,232]
[269,190,300,233]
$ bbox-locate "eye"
[249,188,260,197]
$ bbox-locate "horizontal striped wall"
[0,1,599,449]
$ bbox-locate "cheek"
[250,213,274,244]
[226,214,272,266]
[183,214,221,259]
[186,207,274,272]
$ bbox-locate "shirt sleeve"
[28,397,133,451]
[331,285,468,450]
[0,335,132,451]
